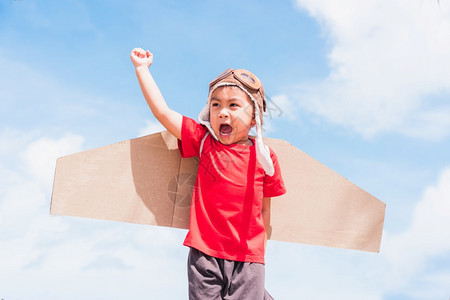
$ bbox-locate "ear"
[251,119,256,127]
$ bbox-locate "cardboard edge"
[49,157,61,216]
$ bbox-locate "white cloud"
[0,131,84,267]
[266,94,297,122]
[264,167,450,300]
[382,167,450,297]
[295,0,450,139]
[0,130,188,299]
[0,131,84,245]
[21,134,85,188]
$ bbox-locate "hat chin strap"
[198,82,275,176]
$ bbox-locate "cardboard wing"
[51,131,386,252]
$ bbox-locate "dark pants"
[187,248,274,300]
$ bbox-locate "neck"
[236,138,253,146]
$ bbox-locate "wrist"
[135,65,151,73]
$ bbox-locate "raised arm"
[130,48,182,140]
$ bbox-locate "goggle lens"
[235,70,259,90]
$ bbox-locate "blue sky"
[1,0,449,299]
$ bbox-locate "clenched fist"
[130,48,153,69]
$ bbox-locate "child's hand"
[130,48,153,69]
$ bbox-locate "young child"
[130,48,286,300]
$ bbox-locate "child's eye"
[211,103,220,107]
[230,103,239,107]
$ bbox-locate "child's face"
[209,86,256,145]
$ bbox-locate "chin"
[218,136,234,145]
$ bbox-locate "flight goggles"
[209,68,266,112]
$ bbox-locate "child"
[130,48,286,300]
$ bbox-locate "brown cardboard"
[51,131,386,252]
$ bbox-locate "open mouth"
[219,124,233,136]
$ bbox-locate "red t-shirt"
[178,116,286,264]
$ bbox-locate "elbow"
[154,109,173,125]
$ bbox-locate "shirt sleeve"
[263,148,287,198]
[177,116,208,158]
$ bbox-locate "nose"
[218,108,229,118]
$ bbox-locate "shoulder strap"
[199,132,210,157]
